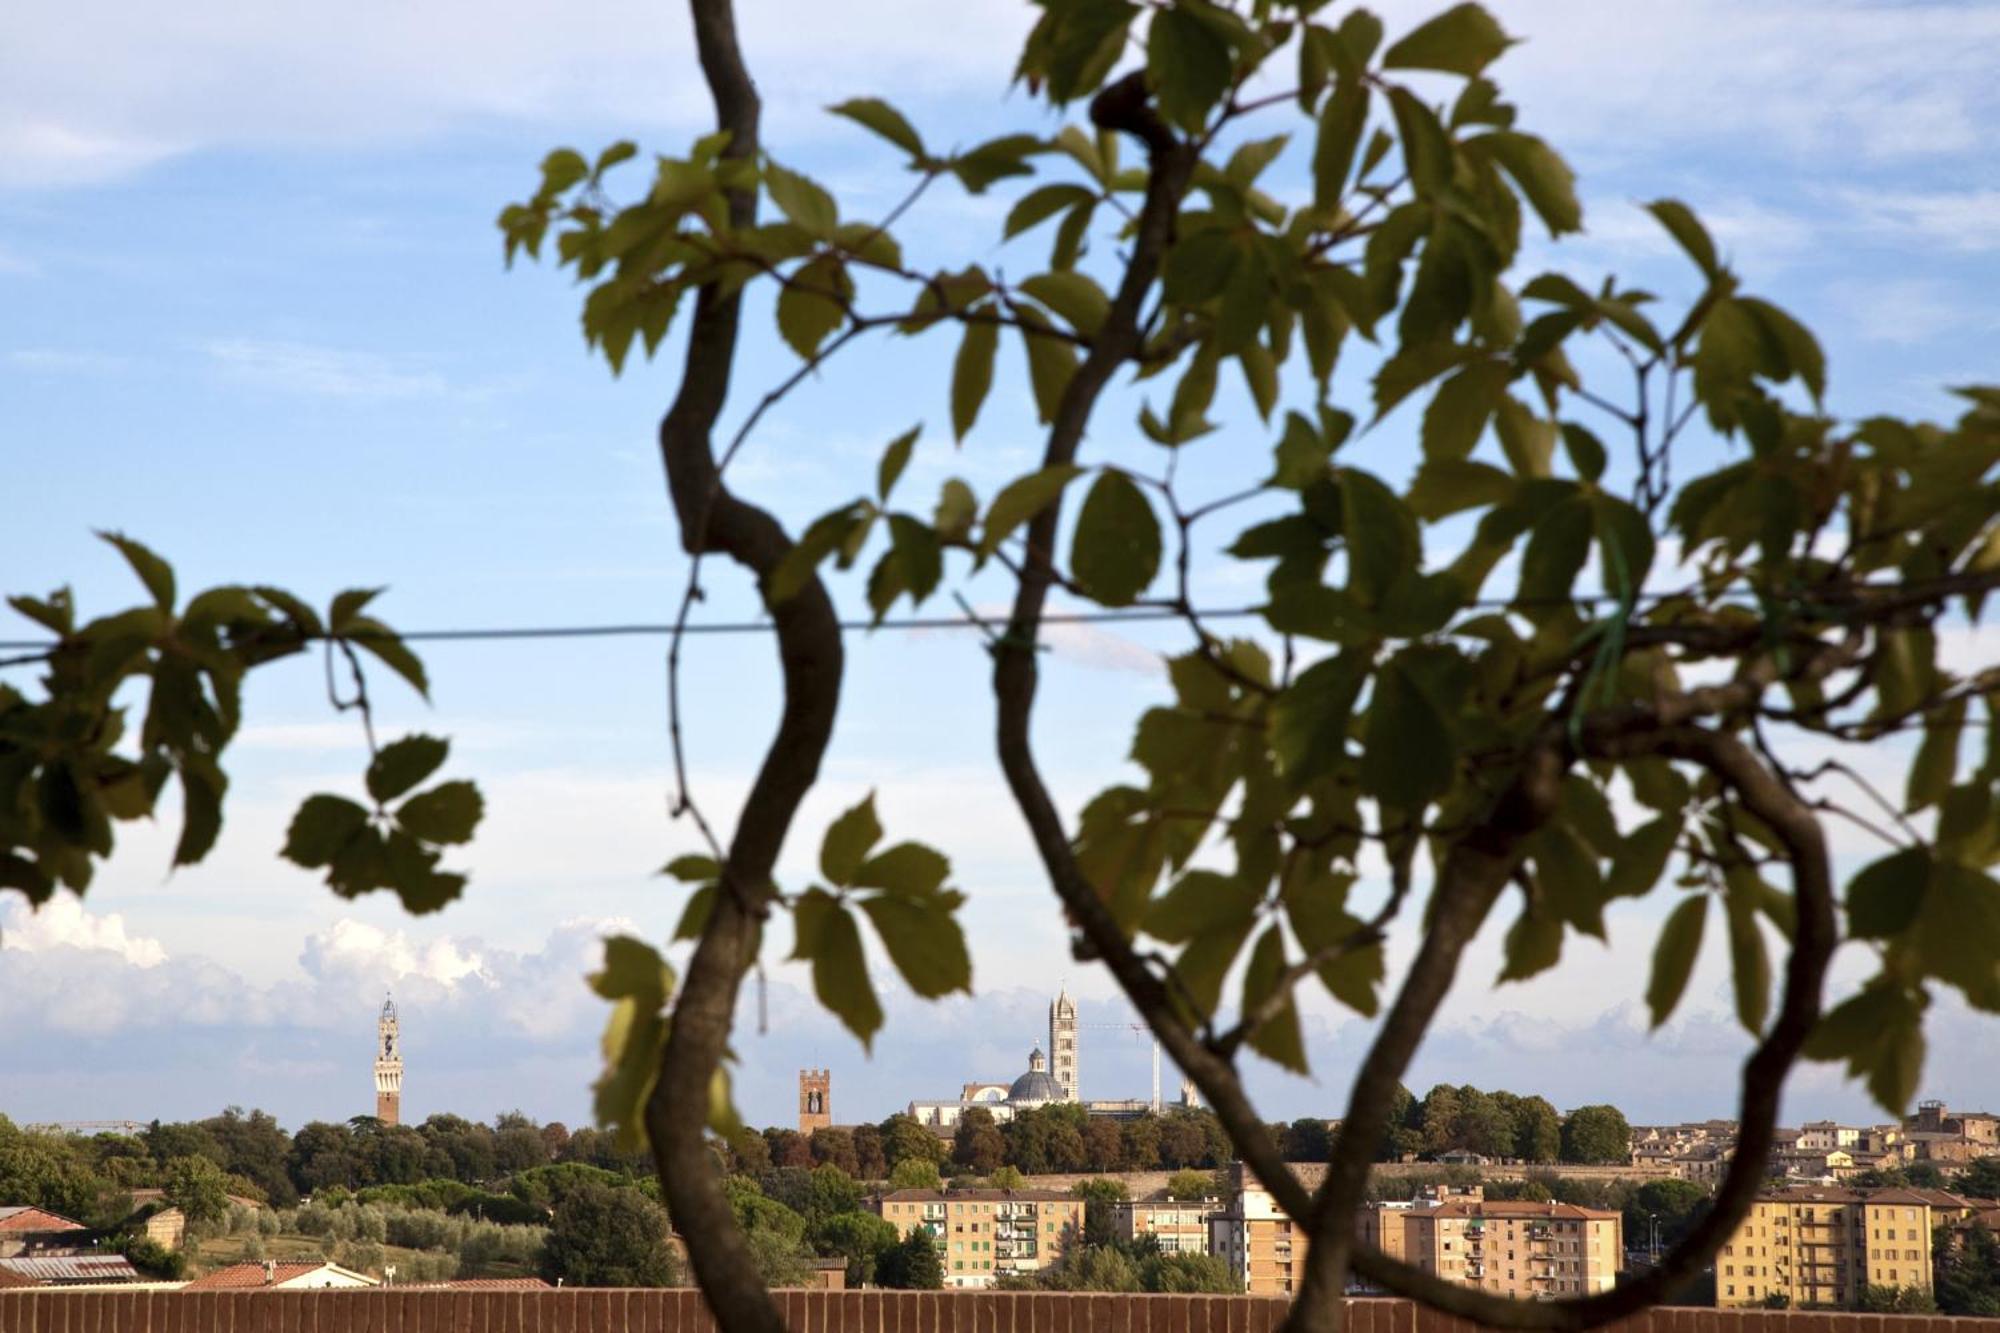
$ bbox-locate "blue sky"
[3,0,1998,1135]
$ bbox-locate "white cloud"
[2,896,167,968]
[1839,188,2000,253]
[7,348,128,373]
[204,338,450,399]
[1831,278,1995,347]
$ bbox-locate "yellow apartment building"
[1715,1187,1941,1308]
[1358,1199,1622,1299]
[871,1189,1084,1289]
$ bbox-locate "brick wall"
[0,1290,1994,1333]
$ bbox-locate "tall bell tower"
[799,1069,831,1134]
[374,995,404,1126]
[1049,988,1079,1103]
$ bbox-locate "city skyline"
[4,0,1999,1141]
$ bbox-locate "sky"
[2,0,1998,1137]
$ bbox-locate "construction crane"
[1077,1022,1163,1113]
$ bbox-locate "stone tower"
[374,995,404,1126]
[1049,988,1079,1103]
[799,1069,831,1135]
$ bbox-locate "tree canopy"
[7,0,2000,1330]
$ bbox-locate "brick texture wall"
[0,1291,1994,1333]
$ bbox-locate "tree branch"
[643,6,841,1333]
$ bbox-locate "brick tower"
[1049,988,1079,1103]
[799,1069,831,1135]
[374,995,404,1126]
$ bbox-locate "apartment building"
[871,1189,1083,1290]
[1715,1187,1942,1309]
[1208,1163,1308,1296]
[1111,1199,1217,1257]
[1358,1199,1621,1300]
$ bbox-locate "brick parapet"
[2,1292,1997,1333]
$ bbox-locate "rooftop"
[0,1256,140,1286]
[0,1207,85,1234]
[182,1261,374,1290]
[876,1189,1078,1203]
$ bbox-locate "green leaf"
[1916,861,2000,1006]
[1518,492,1591,612]
[951,313,1000,441]
[859,893,972,998]
[1381,3,1512,76]
[1145,870,1259,944]
[1020,271,1111,338]
[1409,458,1513,521]
[1492,395,1555,478]
[1725,888,1770,1034]
[934,479,978,541]
[1477,132,1580,236]
[854,842,952,897]
[1647,199,1720,279]
[1848,846,1929,938]
[364,735,450,805]
[877,426,920,502]
[1535,822,1607,938]
[828,98,926,158]
[589,935,675,1002]
[330,588,383,634]
[1803,982,1927,1113]
[1360,647,1460,808]
[1420,360,1507,462]
[978,465,1085,561]
[1385,88,1451,195]
[675,884,716,941]
[793,889,883,1048]
[1148,4,1234,133]
[1270,654,1366,786]
[1646,894,1708,1028]
[283,794,372,869]
[1560,422,1606,482]
[345,617,430,699]
[1018,312,1079,423]
[1908,697,1966,812]
[881,514,943,612]
[769,502,870,605]
[663,854,721,883]
[1240,924,1309,1073]
[173,760,224,867]
[97,532,176,612]
[1340,467,1420,604]
[777,255,850,359]
[1005,184,1097,240]
[821,792,884,886]
[1498,906,1563,983]
[1171,919,1256,1019]
[1070,470,1161,607]
[540,148,589,194]
[1312,71,1368,210]
[1739,296,1827,403]
[395,780,484,845]
[1607,815,1679,899]
[765,162,838,237]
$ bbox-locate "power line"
[0,587,1729,655]
[0,606,1253,653]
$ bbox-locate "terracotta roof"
[0,1256,139,1285]
[1424,1201,1621,1221]
[874,1188,1079,1203]
[0,1207,86,1233]
[0,1266,40,1290]
[183,1262,348,1290]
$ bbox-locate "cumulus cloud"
[2,896,166,968]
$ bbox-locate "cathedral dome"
[1008,1045,1059,1104]
[1008,1069,1061,1104]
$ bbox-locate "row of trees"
[0,1108,653,1219]
[1359,1085,1632,1165]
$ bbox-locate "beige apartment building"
[872,1189,1083,1289]
[1208,1163,1309,1295]
[1715,1187,1940,1308]
[1358,1199,1622,1299]
[1111,1199,1218,1257]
